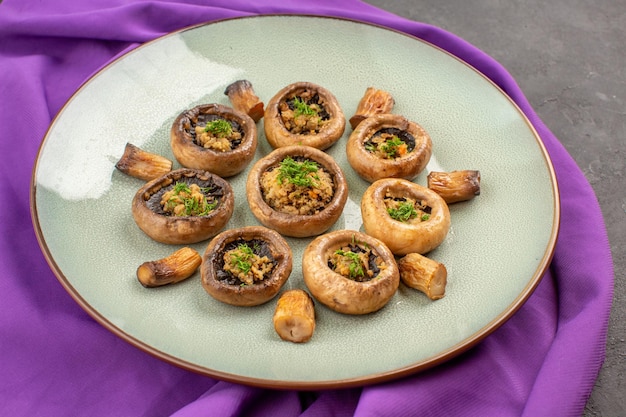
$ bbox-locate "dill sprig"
[277,157,320,187]
[292,97,317,118]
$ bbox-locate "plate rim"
[29,13,561,390]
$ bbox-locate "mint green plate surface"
[31,15,559,389]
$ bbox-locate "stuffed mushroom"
[170,103,257,177]
[246,145,348,238]
[131,168,234,245]
[347,113,432,183]
[201,226,293,307]
[264,82,345,150]
[361,178,450,255]
[302,230,399,315]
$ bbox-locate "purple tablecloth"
[0,1,614,416]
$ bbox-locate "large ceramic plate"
[31,15,559,389]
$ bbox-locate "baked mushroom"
[201,226,293,307]
[131,168,234,245]
[302,230,400,315]
[348,87,395,130]
[273,289,316,343]
[136,247,202,288]
[246,145,348,238]
[427,170,481,204]
[170,103,257,177]
[361,178,451,256]
[398,252,447,300]
[264,82,346,150]
[346,113,432,183]
[224,79,264,123]
[115,143,173,181]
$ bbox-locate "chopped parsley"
[380,135,405,158]
[333,249,365,279]
[204,119,233,137]
[387,200,418,222]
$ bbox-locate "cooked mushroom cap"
[361,178,451,255]
[201,226,293,307]
[302,230,400,315]
[246,145,349,238]
[170,103,257,177]
[346,113,432,183]
[264,81,346,150]
[131,168,234,245]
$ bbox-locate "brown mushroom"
[224,79,265,123]
[263,82,346,150]
[273,289,316,343]
[246,145,348,238]
[115,143,173,181]
[136,247,202,288]
[201,226,293,307]
[346,113,432,183]
[427,170,481,204]
[302,230,400,315]
[131,168,234,245]
[348,87,395,130]
[170,103,257,177]
[398,252,447,300]
[361,178,450,256]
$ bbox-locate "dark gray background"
[363,1,625,415]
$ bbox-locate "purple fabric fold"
[0,1,613,416]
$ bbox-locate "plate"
[31,15,559,389]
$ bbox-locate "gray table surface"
[364,1,625,415]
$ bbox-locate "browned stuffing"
[260,159,334,215]
[279,89,330,135]
[222,243,274,285]
[194,120,242,152]
[160,182,217,217]
[384,195,432,224]
[330,242,388,282]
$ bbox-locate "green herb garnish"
[380,136,405,158]
[204,119,233,137]
[292,97,317,118]
[334,249,365,279]
[167,181,217,216]
[173,182,191,194]
[277,157,320,187]
[387,200,418,222]
[230,243,254,275]
[183,195,217,216]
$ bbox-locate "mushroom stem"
[115,143,173,181]
[349,87,395,129]
[136,247,202,287]
[398,253,447,300]
[427,170,481,204]
[224,80,265,122]
[273,289,316,343]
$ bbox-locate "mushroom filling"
[364,128,416,159]
[215,238,275,286]
[384,195,432,223]
[328,242,386,282]
[145,177,223,216]
[260,156,335,215]
[279,89,331,135]
[189,114,244,152]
